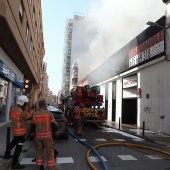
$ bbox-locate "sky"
[41,0,165,95]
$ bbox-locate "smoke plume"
[76,0,165,81]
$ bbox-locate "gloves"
[52,130,59,139]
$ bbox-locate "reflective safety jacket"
[31,109,58,140]
[10,105,33,136]
[74,107,83,119]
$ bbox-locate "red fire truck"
[65,85,106,124]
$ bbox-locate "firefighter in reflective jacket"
[3,95,33,169]
[30,99,59,170]
[74,103,84,135]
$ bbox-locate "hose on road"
[80,120,170,170]
[68,131,109,170]
[86,142,170,170]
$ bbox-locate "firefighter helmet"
[17,95,29,106]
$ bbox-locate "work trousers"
[74,119,82,135]
[35,138,56,170]
[5,135,25,166]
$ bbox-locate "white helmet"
[17,95,29,106]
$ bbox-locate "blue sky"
[41,0,99,95]
[41,0,165,95]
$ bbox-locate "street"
[16,125,170,170]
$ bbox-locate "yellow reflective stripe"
[18,142,24,145]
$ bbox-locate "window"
[26,22,29,41]
[32,7,35,22]
[66,76,70,81]
[19,1,24,22]
[29,0,32,5]
[32,48,35,59]
[35,24,38,42]
[35,57,38,72]
[29,38,33,52]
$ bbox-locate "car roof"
[47,106,62,112]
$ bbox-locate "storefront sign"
[129,30,164,67]
[123,75,137,88]
[0,60,24,88]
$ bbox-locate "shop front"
[0,59,23,122]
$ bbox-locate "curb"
[103,124,170,149]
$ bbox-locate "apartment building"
[61,13,99,99]
[39,61,48,101]
[0,0,44,122]
[62,19,73,96]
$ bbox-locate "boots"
[40,165,44,170]
[32,158,36,162]
[3,152,13,159]
[54,149,59,158]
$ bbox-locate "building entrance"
[122,98,137,124]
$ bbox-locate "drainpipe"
[163,0,170,60]
[6,81,12,121]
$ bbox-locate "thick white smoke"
[76,0,165,81]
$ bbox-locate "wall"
[139,60,170,134]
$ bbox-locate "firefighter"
[30,99,59,170]
[3,95,33,169]
[74,103,84,135]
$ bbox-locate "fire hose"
[65,117,170,170]
[81,120,170,170]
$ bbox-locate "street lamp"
[146,21,165,30]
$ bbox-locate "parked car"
[47,106,64,128]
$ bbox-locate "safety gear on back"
[79,103,85,108]
[17,95,29,106]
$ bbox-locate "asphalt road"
[17,125,170,170]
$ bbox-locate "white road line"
[118,155,137,160]
[90,156,107,162]
[57,157,74,163]
[145,155,163,159]
[132,138,145,141]
[95,139,106,141]
[20,157,74,164]
[75,139,87,141]
[114,139,126,142]
[20,158,36,164]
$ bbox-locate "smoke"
[76,0,165,80]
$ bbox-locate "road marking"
[20,157,74,164]
[95,139,106,141]
[118,155,137,160]
[57,157,74,163]
[132,138,145,141]
[114,139,126,142]
[103,127,143,140]
[75,139,87,141]
[90,156,107,162]
[20,158,36,164]
[145,155,163,159]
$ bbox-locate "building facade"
[87,13,170,134]
[61,19,73,97]
[61,13,97,97]
[0,0,44,122]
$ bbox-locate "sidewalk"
[105,120,170,148]
[0,122,30,170]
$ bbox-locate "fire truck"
[65,85,106,124]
